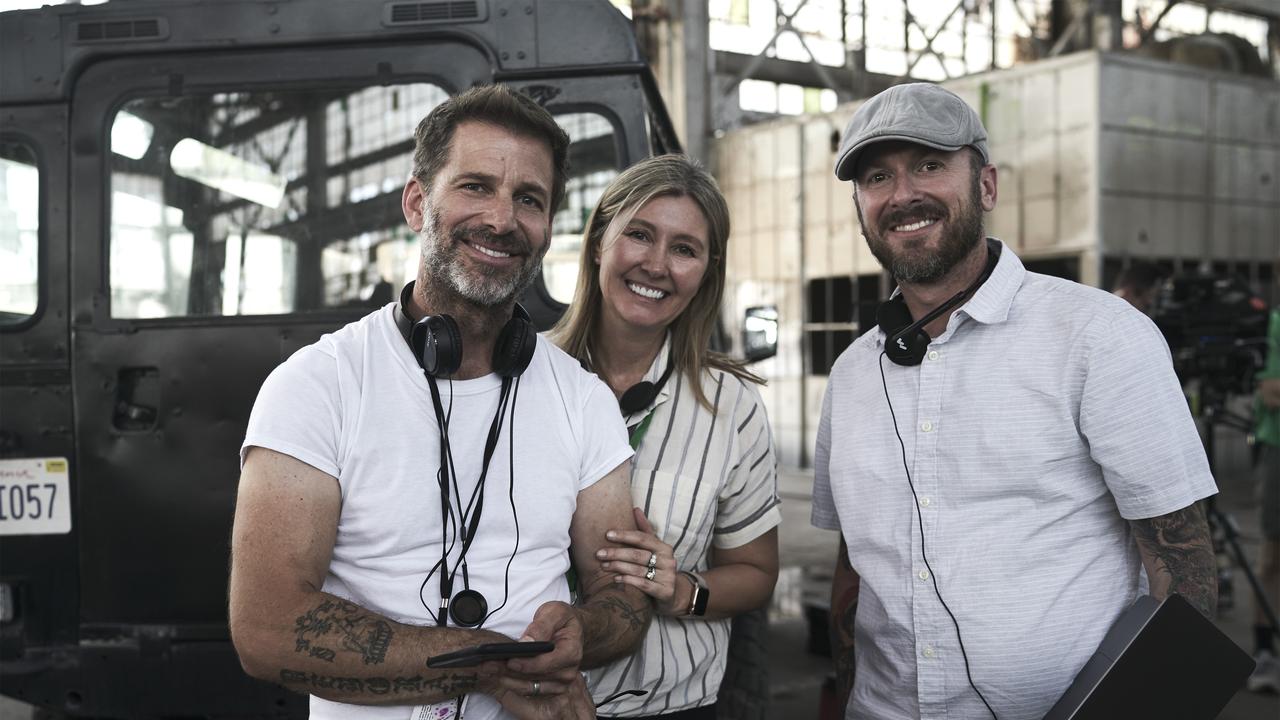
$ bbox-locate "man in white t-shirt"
[229,84,649,720]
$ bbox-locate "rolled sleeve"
[713,380,781,549]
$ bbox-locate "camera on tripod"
[1150,275,1270,409]
[1149,273,1277,622]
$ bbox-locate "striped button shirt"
[588,339,782,716]
[811,241,1216,720]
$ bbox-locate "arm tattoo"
[830,543,859,704]
[294,598,394,665]
[594,593,648,633]
[280,669,479,697]
[1130,503,1217,617]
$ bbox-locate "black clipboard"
[1043,594,1255,720]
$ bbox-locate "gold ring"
[647,552,658,569]
[645,567,656,582]
[531,680,541,696]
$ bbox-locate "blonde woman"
[551,154,780,719]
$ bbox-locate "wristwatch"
[681,571,709,617]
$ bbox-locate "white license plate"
[0,458,71,535]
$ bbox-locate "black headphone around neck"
[619,350,676,415]
[395,281,536,378]
[877,240,1002,366]
[393,281,530,628]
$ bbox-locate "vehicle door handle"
[112,367,160,432]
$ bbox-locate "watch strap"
[682,570,709,617]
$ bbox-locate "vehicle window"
[544,112,620,305]
[109,83,448,318]
[0,142,39,325]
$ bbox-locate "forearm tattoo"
[578,586,652,666]
[280,669,478,697]
[1130,504,1217,617]
[594,593,648,633]
[294,598,393,665]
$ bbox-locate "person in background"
[1247,275,1280,694]
[1116,258,1167,312]
[229,84,652,720]
[813,82,1218,719]
[551,154,781,719]
[1112,259,1164,315]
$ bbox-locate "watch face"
[692,581,710,616]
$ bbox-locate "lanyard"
[628,410,656,449]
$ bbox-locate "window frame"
[0,134,46,333]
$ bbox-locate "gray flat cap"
[833,83,989,181]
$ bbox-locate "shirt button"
[919,496,931,507]
[921,420,934,432]
[918,569,930,581]
[923,646,936,658]
[927,350,939,361]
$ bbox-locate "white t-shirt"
[242,304,633,720]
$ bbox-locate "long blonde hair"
[549,154,762,409]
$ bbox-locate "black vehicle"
[0,1,678,716]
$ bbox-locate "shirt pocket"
[630,469,720,562]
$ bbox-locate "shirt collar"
[960,238,1023,326]
[874,238,1024,347]
[622,333,675,426]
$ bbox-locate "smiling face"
[852,141,996,285]
[597,194,711,336]
[402,120,554,307]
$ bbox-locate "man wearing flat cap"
[811,82,1219,719]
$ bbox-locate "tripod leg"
[1211,506,1280,637]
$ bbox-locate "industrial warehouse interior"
[1,1,1278,719]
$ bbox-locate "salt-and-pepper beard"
[858,176,984,285]
[418,205,548,308]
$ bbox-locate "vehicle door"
[0,104,77,669]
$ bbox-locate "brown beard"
[858,178,984,285]
[419,206,548,308]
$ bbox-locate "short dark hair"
[1115,260,1163,293]
[411,84,571,212]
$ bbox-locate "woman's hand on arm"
[598,511,779,620]
[597,507,686,615]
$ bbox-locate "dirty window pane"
[108,83,447,318]
[543,112,620,305]
[0,142,39,325]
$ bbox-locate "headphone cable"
[481,373,522,626]
[878,351,998,719]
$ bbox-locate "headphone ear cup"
[449,589,488,628]
[492,315,536,378]
[619,381,658,415]
[877,297,929,367]
[885,327,930,366]
[412,315,462,376]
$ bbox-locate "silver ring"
[647,552,658,569]
[531,680,541,696]
[645,566,657,582]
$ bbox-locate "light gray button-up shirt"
[812,241,1216,720]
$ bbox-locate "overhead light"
[169,138,286,209]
